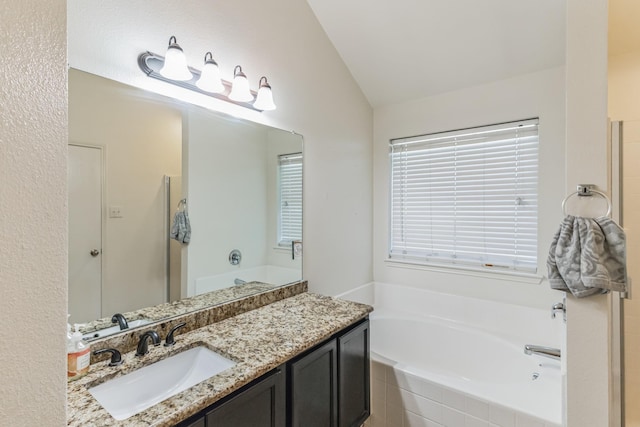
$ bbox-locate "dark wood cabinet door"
[288,339,338,427]
[205,367,285,427]
[338,319,370,427]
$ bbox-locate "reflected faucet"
[234,278,246,285]
[111,313,129,330]
[136,331,160,356]
[524,344,561,361]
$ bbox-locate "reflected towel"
[170,210,191,244]
[547,215,627,298]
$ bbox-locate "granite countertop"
[67,292,372,426]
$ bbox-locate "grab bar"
[524,344,561,361]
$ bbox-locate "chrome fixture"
[561,184,612,217]
[136,331,161,356]
[138,36,276,112]
[524,344,561,361]
[164,322,187,347]
[234,278,246,285]
[229,249,242,266]
[93,348,123,367]
[111,313,129,330]
[551,301,566,321]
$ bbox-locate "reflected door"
[68,144,103,323]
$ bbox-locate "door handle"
[90,249,100,257]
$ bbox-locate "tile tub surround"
[364,360,561,427]
[89,281,307,363]
[67,292,373,426]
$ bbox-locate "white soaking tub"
[339,282,563,427]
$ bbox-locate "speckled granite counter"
[67,293,372,426]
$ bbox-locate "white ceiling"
[305,0,566,108]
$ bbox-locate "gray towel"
[170,211,191,244]
[547,215,627,298]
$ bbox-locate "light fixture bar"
[138,51,262,112]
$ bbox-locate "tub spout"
[524,344,561,361]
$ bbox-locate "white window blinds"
[389,119,539,272]
[278,152,303,246]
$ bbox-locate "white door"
[68,144,103,323]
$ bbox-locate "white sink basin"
[82,319,152,341]
[88,346,236,420]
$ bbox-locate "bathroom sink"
[88,346,236,420]
[82,319,152,341]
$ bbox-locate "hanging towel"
[170,210,191,244]
[547,215,627,298]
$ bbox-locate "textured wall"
[0,0,68,424]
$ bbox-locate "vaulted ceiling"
[306,0,567,107]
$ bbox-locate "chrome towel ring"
[561,184,612,217]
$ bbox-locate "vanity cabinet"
[288,317,370,427]
[175,318,369,427]
[177,367,285,427]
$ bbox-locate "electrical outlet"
[109,206,123,218]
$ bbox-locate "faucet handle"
[164,322,187,347]
[93,348,123,366]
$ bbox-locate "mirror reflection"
[68,69,303,335]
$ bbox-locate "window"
[389,119,539,273]
[278,152,302,246]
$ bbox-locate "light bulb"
[159,36,193,81]
[228,65,254,102]
[253,76,276,111]
[195,52,225,93]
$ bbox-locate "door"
[68,144,103,323]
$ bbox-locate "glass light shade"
[159,37,193,81]
[228,66,254,102]
[195,53,225,93]
[253,77,276,111]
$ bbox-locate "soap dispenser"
[67,324,90,381]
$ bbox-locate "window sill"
[384,258,544,285]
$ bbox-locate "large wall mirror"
[68,69,303,336]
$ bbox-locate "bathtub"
[339,282,563,427]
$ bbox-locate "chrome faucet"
[524,344,561,361]
[234,278,246,285]
[136,331,160,356]
[111,313,129,330]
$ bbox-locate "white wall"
[0,0,68,424]
[185,108,269,295]
[67,0,374,298]
[564,0,611,425]
[373,67,567,310]
[69,69,183,317]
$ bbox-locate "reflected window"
[278,153,302,246]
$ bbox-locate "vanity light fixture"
[228,65,254,102]
[158,36,193,81]
[139,37,276,112]
[253,76,277,111]
[195,52,225,94]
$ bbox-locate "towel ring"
[177,198,187,212]
[561,185,612,217]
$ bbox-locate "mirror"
[68,68,303,337]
